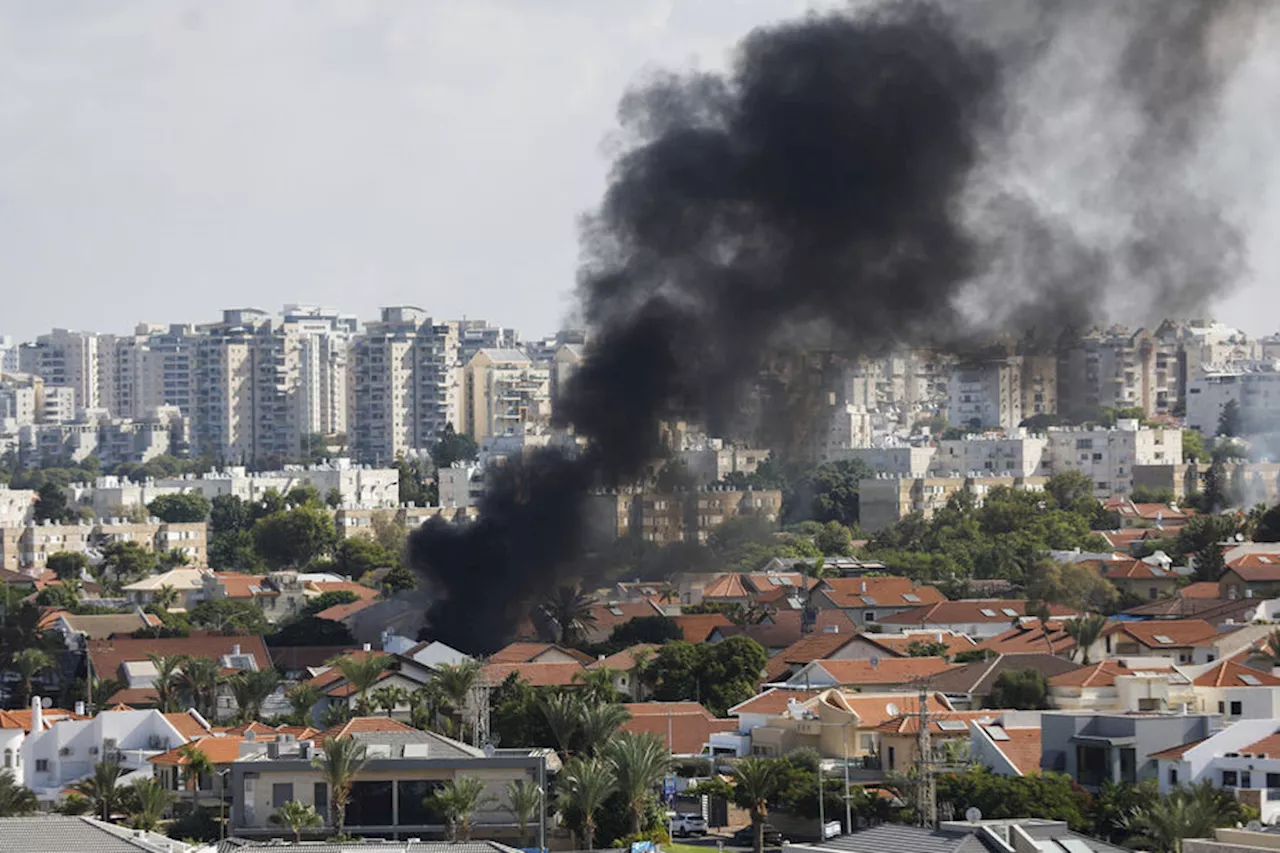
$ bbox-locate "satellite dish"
[886,703,900,716]
[1247,821,1264,832]
[40,698,52,709]
[869,655,881,667]
[965,808,983,823]
[482,743,496,758]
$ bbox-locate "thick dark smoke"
[410,0,1272,655]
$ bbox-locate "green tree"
[1045,470,1095,510]
[270,800,323,843]
[12,648,53,707]
[33,481,74,523]
[987,669,1049,710]
[906,640,951,658]
[178,744,215,813]
[382,564,418,593]
[804,459,875,525]
[229,669,280,723]
[125,777,177,830]
[303,590,361,616]
[287,683,324,725]
[556,756,616,850]
[286,484,322,508]
[72,761,127,821]
[426,776,492,842]
[0,772,37,816]
[330,653,393,716]
[371,685,409,717]
[210,494,253,533]
[730,757,785,853]
[541,692,584,758]
[46,551,89,581]
[147,654,187,714]
[647,637,768,716]
[35,581,81,610]
[146,493,211,523]
[505,778,543,847]
[540,585,598,646]
[935,768,1089,830]
[1256,503,1280,543]
[1124,780,1250,853]
[252,505,339,568]
[325,487,344,508]
[1064,614,1109,665]
[434,659,483,733]
[1218,399,1242,438]
[1183,429,1206,462]
[578,704,631,758]
[432,422,479,469]
[312,736,369,837]
[266,616,356,647]
[208,529,263,570]
[331,537,396,581]
[395,455,432,507]
[188,599,270,635]
[99,541,158,586]
[814,521,856,556]
[605,731,671,836]
[175,657,224,721]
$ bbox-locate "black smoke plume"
[410,0,1272,655]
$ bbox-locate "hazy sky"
[0,1,1274,342]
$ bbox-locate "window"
[1231,701,1243,716]
[35,759,47,773]
[863,611,875,622]
[888,746,896,771]
[1267,773,1280,788]
[272,783,293,808]
[1218,701,1226,714]
[1242,771,1253,788]
[1169,767,1178,786]
[398,780,442,826]
[313,783,327,815]
[1149,587,1158,600]
[1223,771,1238,787]
[2,750,9,769]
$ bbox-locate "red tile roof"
[803,657,957,686]
[150,736,247,766]
[1048,660,1174,688]
[859,632,978,658]
[1191,659,1280,687]
[588,601,665,638]
[742,573,818,595]
[213,573,277,599]
[702,574,750,600]
[834,691,954,727]
[1225,554,1280,581]
[1241,732,1280,758]
[1180,582,1222,599]
[163,712,214,739]
[729,688,823,717]
[481,661,585,687]
[882,600,1078,626]
[487,643,593,665]
[1149,738,1211,760]
[0,708,84,732]
[88,634,272,680]
[976,621,1078,656]
[1120,619,1221,649]
[1104,560,1176,580]
[589,644,660,672]
[819,577,945,609]
[979,725,1042,775]
[621,702,737,755]
[712,611,804,649]
[103,687,161,707]
[763,633,857,682]
[322,716,419,741]
[671,614,734,643]
[307,580,379,602]
[873,710,998,735]
[314,598,378,622]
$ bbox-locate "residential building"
[588,645,660,700]
[586,488,784,546]
[975,620,1103,660]
[461,348,551,444]
[830,446,937,478]
[1047,660,1189,712]
[1045,421,1182,498]
[228,718,556,842]
[45,611,161,647]
[931,433,1052,479]
[1220,554,1280,601]
[875,709,1005,773]
[677,445,772,485]
[1103,556,1188,601]
[1153,719,1280,824]
[1040,710,1215,790]
[17,408,189,468]
[19,328,101,412]
[1056,326,1180,418]
[1185,827,1280,853]
[306,651,439,722]
[947,357,1024,430]
[0,816,196,853]
[621,702,737,756]
[87,635,271,716]
[857,473,1049,533]
[437,462,485,509]
[1186,364,1280,437]
[811,577,948,628]
[779,657,958,691]
[969,711,1045,777]
[0,372,42,430]
[879,600,1079,639]
[350,307,461,463]
[928,653,1082,710]
[1112,619,1271,665]
[5,519,207,573]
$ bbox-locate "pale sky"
[0,1,1275,342]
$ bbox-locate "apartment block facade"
[462,348,551,445]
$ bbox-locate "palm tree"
[541,693,582,757]
[147,654,186,714]
[803,556,831,633]
[152,584,180,612]
[330,653,393,716]
[178,744,215,813]
[505,778,542,847]
[1124,791,1220,853]
[126,777,177,831]
[371,685,409,718]
[605,731,671,836]
[1064,614,1109,665]
[176,657,223,721]
[72,760,127,822]
[540,585,597,646]
[312,735,369,836]
[287,683,323,725]
[628,648,654,702]
[658,577,680,606]
[229,669,280,723]
[731,757,784,853]
[0,771,37,816]
[578,703,630,758]
[12,648,52,707]
[426,776,492,842]
[572,668,620,704]
[434,659,483,735]
[270,800,323,843]
[556,756,616,849]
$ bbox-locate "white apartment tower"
[948,358,1023,430]
[350,307,461,464]
[462,348,552,444]
[18,329,100,413]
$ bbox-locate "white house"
[1153,718,1280,823]
[24,704,210,802]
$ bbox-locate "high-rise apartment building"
[458,319,520,368]
[1057,327,1181,419]
[18,329,100,413]
[462,348,551,444]
[947,358,1024,430]
[350,307,461,463]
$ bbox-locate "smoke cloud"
[409,0,1275,655]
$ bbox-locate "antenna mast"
[914,681,937,827]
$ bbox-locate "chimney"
[860,581,867,594]
[31,696,42,733]
[74,701,85,716]
[232,644,241,656]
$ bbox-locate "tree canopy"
[146,493,211,523]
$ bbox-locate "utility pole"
[843,722,852,832]
[914,682,936,828]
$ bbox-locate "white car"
[671,814,708,837]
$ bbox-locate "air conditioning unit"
[88,746,99,756]
[59,747,72,756]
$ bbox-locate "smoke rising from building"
[409,0,1276,655]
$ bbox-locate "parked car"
[732,823,785,848]
[671,814,708,837]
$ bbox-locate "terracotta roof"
[979,725,1042,775]
[162,711,214,740]
[859,632,978,659]
[55,612,159,639]
[307,580,379,602]
[1180,582,1222,599]
[814,610,860,634]
[314,598,378,622]
[834,691,954,727]
[874,710,998,735]
[928,653,1082,695]
[1241,732,1280,758]
[882,600,1078,626]
[1133,503,1193,522]
[729,688,823,717]
[103,687,160,707]
[213,572,277,599]
[322,716,419,741]
[763,633,857,682]
[819,577,946,609]
[1225,554,1280,581]
[702,574,750,600]
[589,644,661,672]
[150,736,248,766]
[488,643,594,665]
[587,601,665,638]
[671,613,734,643]
[87,634,271,680]
[1191,659,1280,687]
[742,573,819,594]
[0,708,83,732]
[1099,529,1159,551]
[801,656,956,686]
[1149,738,1211,760]
[1120,619,1221,649]
[1123,596,1255,621]
[712,611,804,649]
[481,661,584,687]
[1048,660,1173,688]
[1104,560,1177,580]
[621,703,737,755]
[976,621,1089,656]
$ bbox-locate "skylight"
[937,720,968,731]
[609,607,623,617]
[986,727,1010,741]
[980,609,998,617]
[1153,635,1175,645]
[1239,674,1262,686]
[862,596,878,606]
[903,594,921,603]
[1001,608,1018,617]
